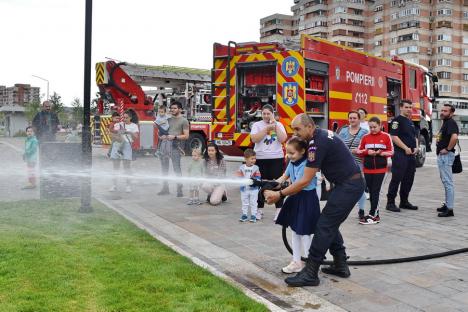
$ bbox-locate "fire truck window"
[410,69,417,89]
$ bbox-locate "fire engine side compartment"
[301,35,402,131]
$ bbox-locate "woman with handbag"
[338,111,368,219]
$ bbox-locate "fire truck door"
[305,59,328,130]
[387,78,401,125]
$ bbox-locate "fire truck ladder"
[120,62,210,88]
[211,41,236,125]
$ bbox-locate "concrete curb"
[96,196,345,312]
[96,197,286,312]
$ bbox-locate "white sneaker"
[125,185,132,193]
[282,261,304,274]
[109,185,117,192]
[256,210,263,220]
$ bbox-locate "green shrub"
[13,130,27,137]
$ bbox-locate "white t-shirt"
[250,120,286,159]
[118,122,139,143]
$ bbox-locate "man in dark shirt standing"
[386,100,419,212]
[436,104,459,217]
[32,101,60,144]
[265,114,365,287]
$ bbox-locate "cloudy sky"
[0,0,291,105]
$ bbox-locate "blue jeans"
[437,152,455,209]
[357,192,366,211]
[308,176,365,263]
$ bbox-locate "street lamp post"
[80,0,93,213]
[31,75,49,100]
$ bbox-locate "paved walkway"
[2,137,468,311]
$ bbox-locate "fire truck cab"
[211,35,437,166]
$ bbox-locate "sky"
[0,0,291,106]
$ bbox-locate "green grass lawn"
[0,200,267,312]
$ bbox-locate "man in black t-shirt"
[32,101,60,143]
[386,100,419,212]
[264,114,365,287]
[436,104,459,217]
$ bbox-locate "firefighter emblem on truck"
[283,82,299,106]
[282,56,299,77]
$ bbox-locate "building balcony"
[301,5,328,16]
[304,25,328,33]
[260,34,289,44]
[261,24,294,32]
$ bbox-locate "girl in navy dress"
[275,137,320,274]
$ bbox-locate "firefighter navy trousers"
[387,151,416,204]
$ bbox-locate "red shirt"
[358,131,394,174]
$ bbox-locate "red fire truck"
[209,35,438,166]
[94,61,212,153]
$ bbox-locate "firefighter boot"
[321,252,351,278]
[284,259,320,287]
[399,201,418,210]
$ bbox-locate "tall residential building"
[0,84,40,107]
[259,0,468,101]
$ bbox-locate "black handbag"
[452,142,462,174]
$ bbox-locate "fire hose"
[251,179,468,265]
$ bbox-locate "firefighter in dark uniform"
[386,99,420,212]
[264,114,365,287]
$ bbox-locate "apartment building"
[0,84,40,106]
[260,14,296,43]
[259,0,468,103]
[260,0,369,49]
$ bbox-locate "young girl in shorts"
[275,137,320,274]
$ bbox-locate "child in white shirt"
[236,149,261,223]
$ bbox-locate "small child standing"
[187,148,204,205]
[23,126,39,189]
[107,112,121,158]
[154,105,170,158]
[275,137,320,274]
[236,149,261,223]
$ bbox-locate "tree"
[25,100,41,122]
[71,97,84,124]
[49,92,64,114]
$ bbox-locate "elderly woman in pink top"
[250,104,288,220]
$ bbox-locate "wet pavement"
[1,136,468,311]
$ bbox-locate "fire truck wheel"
[415,134,426,168]
[186,133,206,154]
